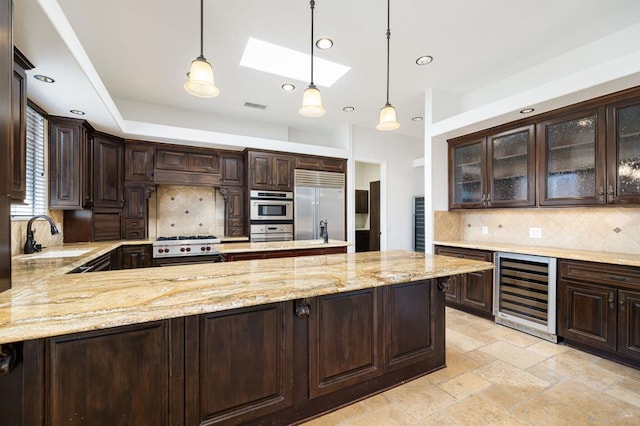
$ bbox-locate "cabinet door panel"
[187,303,293,424]
[538,107,606,205]
[124,143,153,182]
[449,138,486,209]
[221,153,244,186]
[10,61,27,201]
[607,98,640,204]
[155,149,189,171]
[46,321,181,426]
[249,152,272,189]
[385,281,442,370]
[189,151,219,173]
[618,289,640,361]
[49,123,82,208]
[272,155,294,191]
[461,270,493,314]
[309,289,382,398]
[558,280,616,351]
[93,135,123,208]
[93,210,122,241]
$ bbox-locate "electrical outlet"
[482,226,488,235]
[529,227,542,238]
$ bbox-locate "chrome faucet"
[320,220,328,243]
[24,215,60,254]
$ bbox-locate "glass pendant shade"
[376,103,400,131]
[299,84,326,117]
[184,56,220,98]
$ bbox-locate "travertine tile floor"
[304,308,640,425]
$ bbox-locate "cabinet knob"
[607,185,614,199]
[0,344,18,375]
[438,277,452,292]
[608,291,615,310]
[598,185,604,203]
[295,298,312,318]
[619,293,626,312]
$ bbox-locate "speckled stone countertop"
[434,240,640,268]
[1,250,492,344]
[213,239,349,253]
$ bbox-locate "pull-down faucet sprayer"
[24,215,60,254]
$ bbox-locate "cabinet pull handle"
[295,298,312,318]
[608,291,615,310]
[0,344,18,375]
[485,193,491,206]
[607,185,614,198]
[480,194,486,207]
[598,185,604,203]
[438,277,452,292]
[610,275,627,282]
[619,293,626,312]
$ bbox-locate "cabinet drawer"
[560,260,640,289]
[125,219,145,229]
[125,229,145,240]
[434,246,492,262]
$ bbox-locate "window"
[11,106,46,218]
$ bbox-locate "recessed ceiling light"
[411,116,424,121]
[520,108,535,114]
[240,37,350,87]
[281,83,296,92]
[343,106,355,112]
[34,74,54,83]
[415,56,433,65]
[316,38,333,50]
[70,109,85,115]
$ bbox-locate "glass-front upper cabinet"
[449,125,535,209]
[487,125,535,208]
[537,107,606,206]
[607,98,640,204]
[449,137,486,209]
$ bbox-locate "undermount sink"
[25,249,92,259]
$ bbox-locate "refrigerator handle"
[412,214,416,251]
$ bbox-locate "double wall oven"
[249,190,294,242]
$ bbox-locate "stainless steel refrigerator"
[294,169,345,241]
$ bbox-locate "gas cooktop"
[153,235,221,258]
[156,235,219,241]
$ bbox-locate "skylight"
[240,37,350,88]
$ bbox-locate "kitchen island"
[1,250,493,425]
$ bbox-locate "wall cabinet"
[449,125,535,209]
[295,154,346,173]
[154,147,221,186]
[434,246,494,319]
[355,189,369,213]
[247,150,294,191]
[606,97,640,204]
[124,141,154,182]
[558,260,640,365]
[9,49,33,202]
[48,117,94,209]
[220,152,244,186]
[92,133,124,209]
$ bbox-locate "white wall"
[352,126,423,251]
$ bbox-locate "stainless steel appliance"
[249,190,294,221]
[494,252,558,342]
[250,223,293,242]
[294,170,345,241]
[152,235,225,266]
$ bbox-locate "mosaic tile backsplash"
[149,185,225,238]
[434,208,640,254]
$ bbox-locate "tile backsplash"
[434,207,640,254]
[149,185,225,238]
[11,210,64,256]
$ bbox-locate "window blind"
[11,106,46,218]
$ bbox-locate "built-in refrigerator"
[294,169,345,241]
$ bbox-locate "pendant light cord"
[385,0,391,105]
[199,0,204,58]
[310,0,315,85]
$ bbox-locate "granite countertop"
[0,250,493,344]
[213,239,349,253]
[433,240,640,268]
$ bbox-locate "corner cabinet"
[558,260,640,366]
[434,246,494,319]
[247,150,294,191]
[449,125,535,209]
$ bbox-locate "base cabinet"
[8,280,445,425]
[434,246,494,319]
[558,260,640,366]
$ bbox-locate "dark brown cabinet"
[434,246,494,319]
[449,125,535,209]
[558,260,640,365]
[220,152,244,186]
[606,97,640,204]
[48,117,94,209]
[63,208,123,243]
[185,302,294,425]
[124,141,154,182]
[9,49,33,202]
[44,320,183,424]
[355,190,369,213]
[92,133,124,209]
[154,146,221,186]
[538,107,607,206]
[247,150,294,191]
[220,186,244,236]
[309,288,382,398]
[355,229,370,252]
[120,245,152,269]
[295,154,346,173]
[224,246,347,261]
[123,183,153,239]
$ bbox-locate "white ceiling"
[12,0,640,147]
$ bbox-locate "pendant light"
[184,0,220,98]
[299,0,326,117]
[376,0,399,131]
